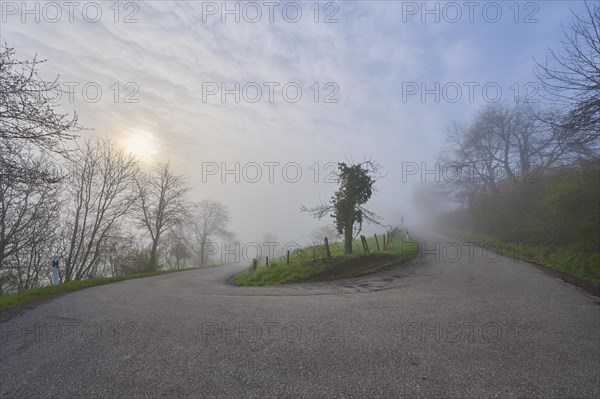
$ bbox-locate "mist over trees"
[60,139,139,281]
[0,46,233,294]
[310,225,341,245]
[439,103,598,249]
[1,3,597,294]
[136,162,190,271]
[438,3,599,250]
[193,200,233,265]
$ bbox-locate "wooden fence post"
[374,234,380,251]
[266,256,269,267]
[287,250,290,264]
[383,234,387,250]
[252,258,257,271]
[361,235,370,253]
[324,237,331,259]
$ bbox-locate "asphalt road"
[1,230,599,398]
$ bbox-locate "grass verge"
[443,227,600,286]
[0,267,200,312]
[234,234,418,286]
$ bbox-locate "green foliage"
[302,161,382,255]
[126,250,153,274]
[332,162,376,235]
[442,159,599,251]
[532,159,599,250]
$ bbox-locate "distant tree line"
[438,3,599,250]
[0,45,233,294]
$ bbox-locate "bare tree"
[163,222,193,269]
[192,200,232,265]
[102,232,140,277]
[0,149,61,293]
[0,44,82,183]
[136,162,189,271]
[440,103,575,206]
[61,138,139,281]
[535,1,600,141]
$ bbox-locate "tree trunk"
[344,222,353,255]
[149,239,159,271]
[200,237,207,265]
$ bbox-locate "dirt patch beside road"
[303,254,410,282]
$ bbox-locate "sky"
[0,0,589,246]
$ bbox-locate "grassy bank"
[0,267,200,312]
[443,228,600,286]
[235,234,418,286]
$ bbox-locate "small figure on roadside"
[52,254,60,285]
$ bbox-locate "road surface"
[1,230,599,398]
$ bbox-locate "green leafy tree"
[302,161,383,255]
